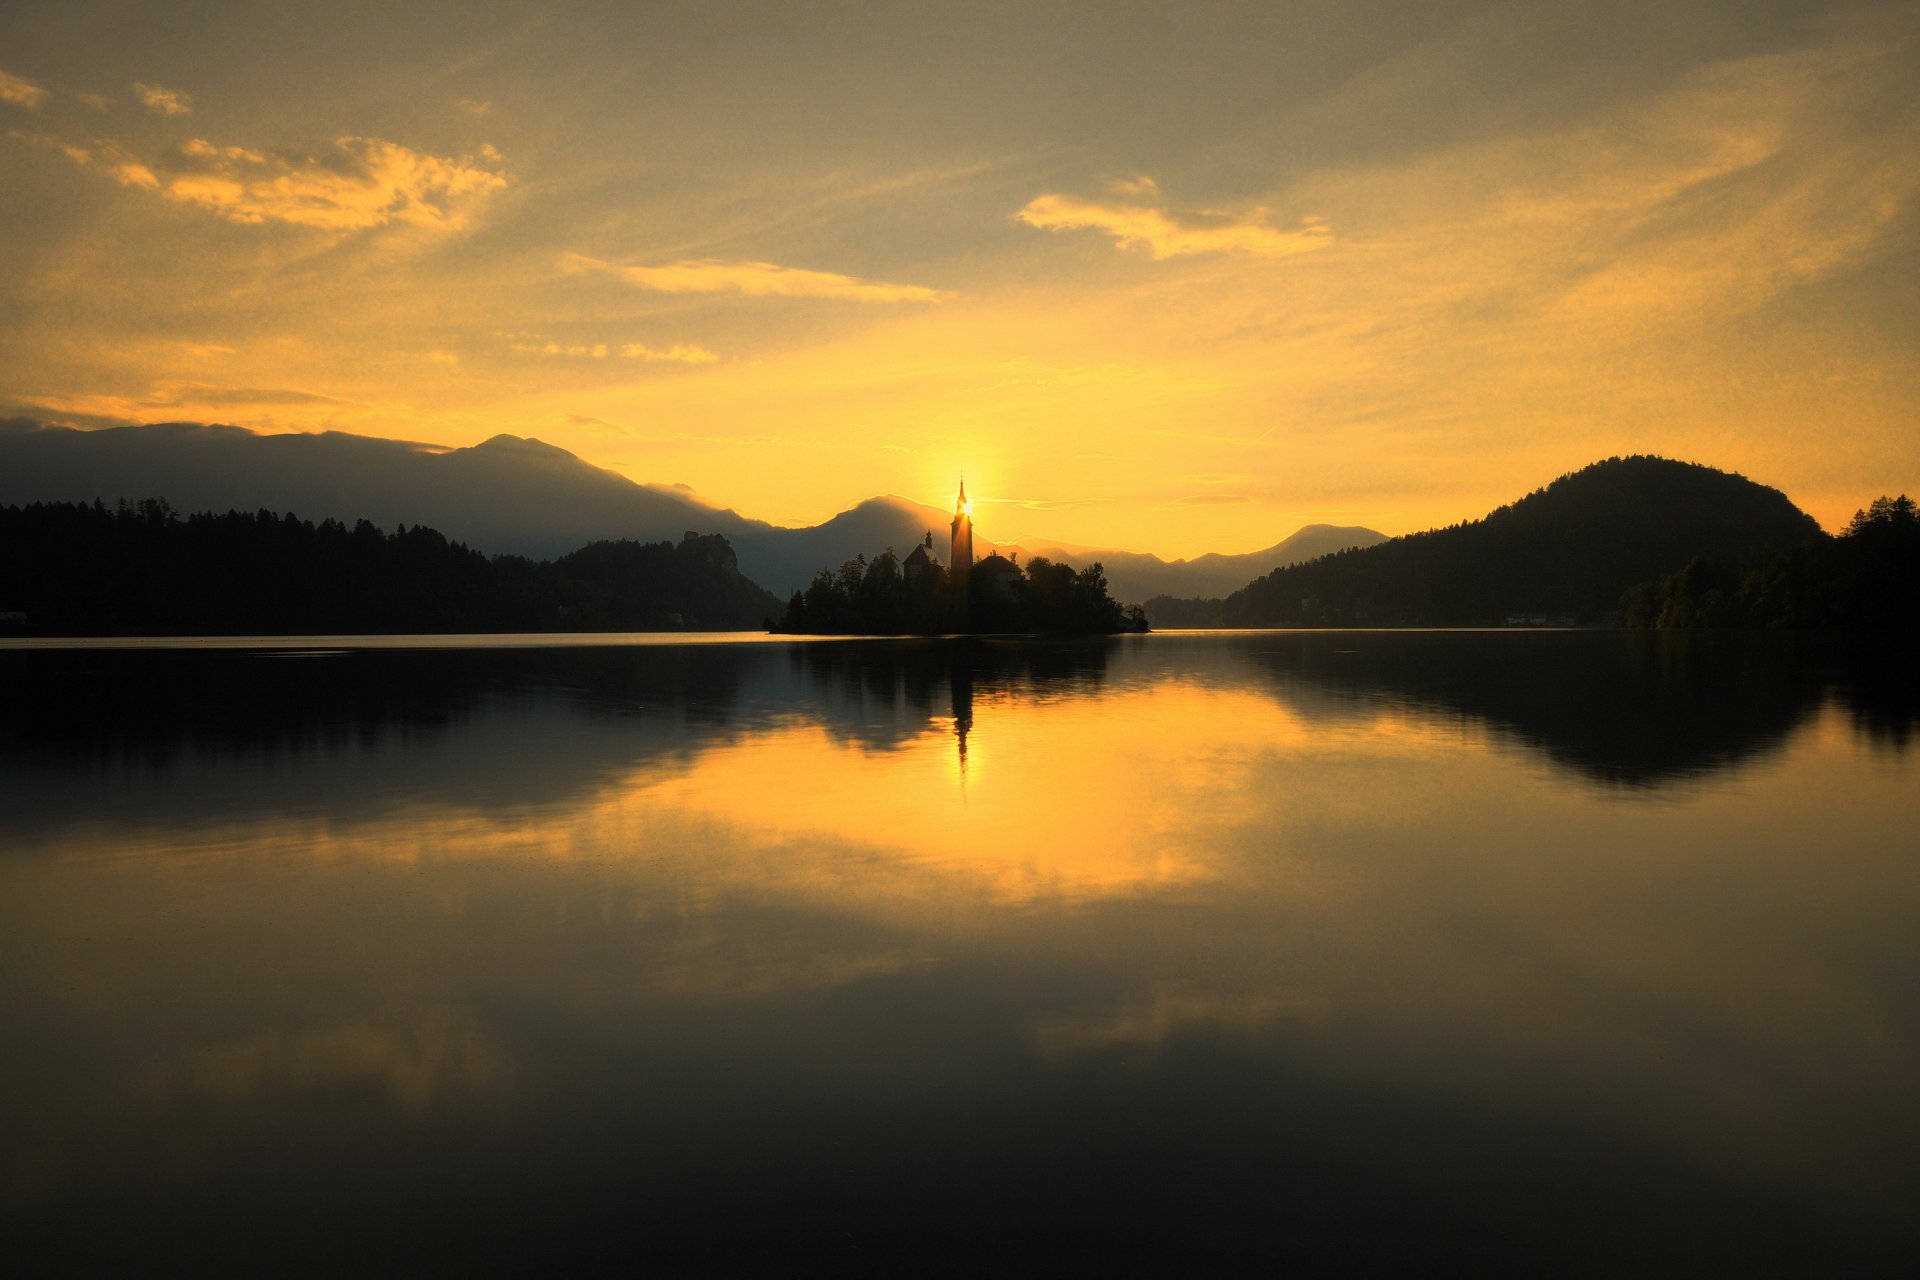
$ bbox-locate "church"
[899,481,1022,629]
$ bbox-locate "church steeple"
[949,479,974,629]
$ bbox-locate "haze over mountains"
[0,419,1383,602]
[1016,526,1387,602]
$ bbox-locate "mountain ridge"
[0,418,1377,602]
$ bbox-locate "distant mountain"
[1018,524,1386,603]
[1148,457,1823,627]
[4,419,1354,602]
[0,420,1002,598]
[0,416,756,548]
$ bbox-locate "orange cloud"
[0,69,49,110]
[16,132,159,188]
[1018,179,1331,260]
[508,335,718,363]
[563,252,949,302]
[132,82,191,116]
[159,135,506,230]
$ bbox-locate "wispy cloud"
[0,70,49,110]
[142,383,349,408]
[160,135,506,230]
[74,91,112,112]
[132,82,191,116]
[979,495,1113,512]
[24,126,507,230]
[510,334,718,363]
[1018,176,1331,260]
[15,132,159,188]
[562,252,949,302]
[622,342,720,363]
[1175,494,1251,506]
[456,98,492,117]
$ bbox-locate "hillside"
[1148,457,1823,627]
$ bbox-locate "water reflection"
[1,633,1916,1273]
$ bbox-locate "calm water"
[2,631,1915,1274]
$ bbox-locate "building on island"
[973,552,1022,603]
[903,534,941,590]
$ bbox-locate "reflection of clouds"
[2,657,1917,1241]
[1030,983,1318,1060]
[138,1014,513,1111]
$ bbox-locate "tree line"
[777,545,1146,634]
[1622,495,1918,629]
[0,499,782,634]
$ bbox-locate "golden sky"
[2,0,1916,555]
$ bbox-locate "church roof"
[974,552,1021,579]
[904,543,937,566]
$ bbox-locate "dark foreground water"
[2,630,1916,1275]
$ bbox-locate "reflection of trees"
[1212,630,1835,787]
[3,631,1907,841]
[787,637,1112,752]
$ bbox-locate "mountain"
[1,419,1352,601]
[1148,456,1824,627]
[1017,524,1386,603]
[0,420,1009,597]
[0,416,758,548]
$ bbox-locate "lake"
[2,630,1915,1274]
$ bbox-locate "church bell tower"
[950,480,973,628]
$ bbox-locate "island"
[775,482,1148,635]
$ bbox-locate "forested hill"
[1148,457,1822,627]
[0,500,783,634]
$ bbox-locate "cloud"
[425,350,460,365]
[978,496,1112,512]
[132,82,191,116]
[510,335,719,363]
[74,91,112,112]
[158,135,507,230]
[562,252,949,302]
[0,70,49,110]
[1175,494,1251,506]
[622,342,720,364]
[142,383,349,408]
[456,98,492,116]
[1018,178,1331,260]
[25,127,507,230]
[15,132,159,188]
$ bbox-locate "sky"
[1,0,1916,555]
